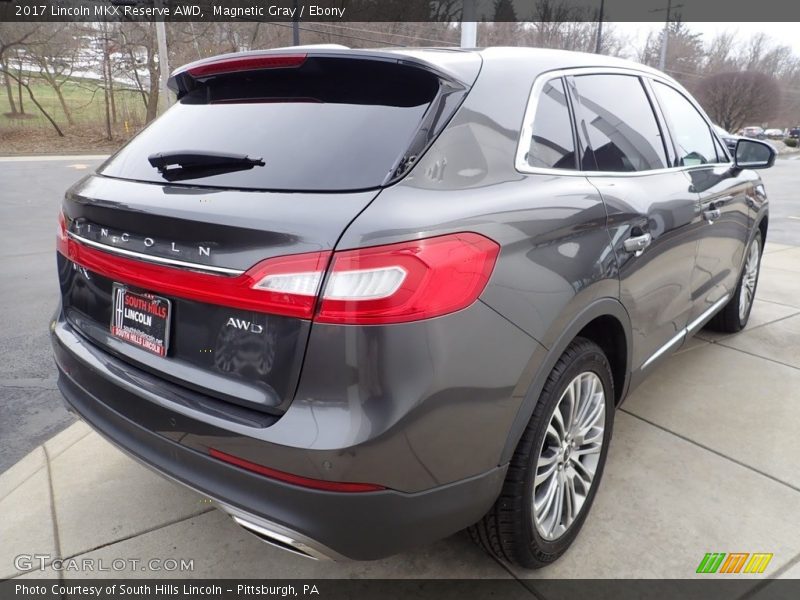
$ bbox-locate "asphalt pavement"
[0,157,107,472]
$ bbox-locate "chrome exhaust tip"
[218,504,341,561]
[231,515,320,560]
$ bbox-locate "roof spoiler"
[167,48,476,99]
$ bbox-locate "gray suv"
[51,47,774,568]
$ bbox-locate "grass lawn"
[1,73,146,133]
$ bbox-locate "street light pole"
[595,0,605,54]
[153,0,172,114]
[658,0,672,71]
[292,0,300,46]
[155,18,171,113]
[460,0,477,48]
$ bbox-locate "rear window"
[100,58,443,191]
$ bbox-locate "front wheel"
[707,232,762,333]
[469,337,614,568]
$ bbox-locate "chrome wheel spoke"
[551,406,567,441]
[572,375,597,431]
[534,451,559,486]
[739,238,760,321]
[534,474,559,521]
[549,476,565,537]
[564,473,578,524]
[532,371,606,541]
[573,437,603,458]
[575,397,604,437]
[545,423,561,446]
[569,456,595,489]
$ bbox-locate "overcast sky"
[613,22,800,58]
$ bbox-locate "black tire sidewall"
[520,342,615,560]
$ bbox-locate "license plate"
[110,285,171,357]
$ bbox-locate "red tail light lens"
[209,448,385,493]
[59,211,498,324]
[187,54,307,78]
[316,232,500,325]
[60,222,330,319]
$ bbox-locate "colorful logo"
[696,552,773,574]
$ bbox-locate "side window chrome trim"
[515,66,732,178]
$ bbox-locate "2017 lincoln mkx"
[51,47,775,567]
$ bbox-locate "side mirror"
[734,138,776,170]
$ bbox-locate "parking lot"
[1,155,799,586]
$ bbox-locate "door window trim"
[515,66,733,178]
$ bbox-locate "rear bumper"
[51,313,508,560]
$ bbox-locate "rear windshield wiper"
[147,150,265,174]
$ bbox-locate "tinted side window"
[574,74,667,172]
[652,82,719,166]
[527,78,577,170]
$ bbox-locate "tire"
[707,231,762,333]
[469,337,614,568]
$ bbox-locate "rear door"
[569,72,700,372]
[58,52,479,417]
[649,80,752,326]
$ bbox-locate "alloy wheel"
[739,237,761,322]
[532,371,606,541]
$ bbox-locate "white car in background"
[741,126,766,139]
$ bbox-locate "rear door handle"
[623,232,652,257]
[703,208,721,223]
[712,195,734,206]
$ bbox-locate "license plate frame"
[110,284,171,357]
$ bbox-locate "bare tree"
[26,24,82,125]
[0,23,65,135]
[116,23,160,124]
[2,67,65,136]
[696,71,781,132]
[641,20,705,79]
[1,55,16,114]
[13,49,25,114]
[704,31,738,73]
[0,23,37,116]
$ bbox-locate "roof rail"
[272,44,350,51]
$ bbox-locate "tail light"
[250,232,499,324]
[60,211,498,324]
[170,54,307,96]
[186,54,307,78]
[59,212,330,319]
[316,233,500,324]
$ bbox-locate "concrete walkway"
[3,243,800,583]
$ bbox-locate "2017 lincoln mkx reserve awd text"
[51,47,775,568]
